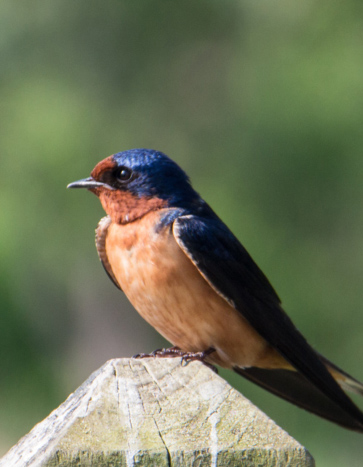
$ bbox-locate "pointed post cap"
[0,358,314,466]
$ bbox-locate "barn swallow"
[68,148,363,432]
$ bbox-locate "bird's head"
[67,149,201,224]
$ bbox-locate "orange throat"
[96,188,168,224]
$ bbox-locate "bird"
[68,148,363,432]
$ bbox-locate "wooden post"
[0,358,314,466]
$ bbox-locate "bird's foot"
[132,346,183,359]
[181,347,218,373]
[133,346,218,373]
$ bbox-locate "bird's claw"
[132,352,152,359]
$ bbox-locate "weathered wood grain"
[0,358,314,466]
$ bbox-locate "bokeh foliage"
[1,0,363,465]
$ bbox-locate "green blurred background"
[1,0,363,464]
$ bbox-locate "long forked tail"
[234,361,363,432]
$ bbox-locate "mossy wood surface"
[0,358,314,466]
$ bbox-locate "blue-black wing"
[173,214,363,430]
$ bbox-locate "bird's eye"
[116,167,132,182]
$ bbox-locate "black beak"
[67,177,113,190]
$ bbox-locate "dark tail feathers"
[234,365,363,432]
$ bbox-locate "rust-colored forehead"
[91,155,117,180]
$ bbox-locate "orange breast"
[103,209,289,370]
